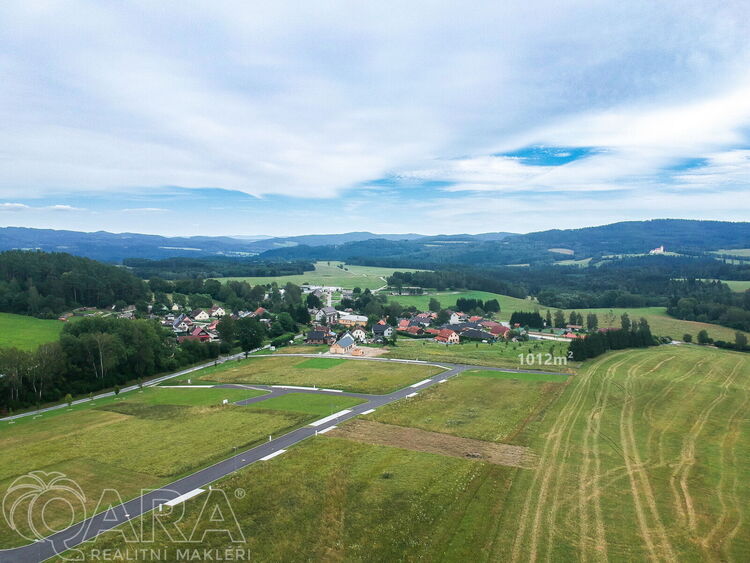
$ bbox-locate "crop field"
[218,260,425,290]
[57,345,750,561]
[0,312,65,350]
[384,338,575,371]
[186,355,444,394]
[367,371,568,444]
[0,386,313,549]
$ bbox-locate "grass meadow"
[0,312,65,350]
[218,260,425,290]
[59,345,750,561]
[184,355,444,394]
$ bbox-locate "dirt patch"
[328,419,537,469]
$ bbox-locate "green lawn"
[186,355,445,394]
[464,369,570,383]
[218,261,426,290]
[368,372,567,444]
[0,386,308,549]
[250,393,366,416]
[294,357,347,369]
[384,339,575,372]
[0,312,65,350]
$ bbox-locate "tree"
[114,385,120,396]
[484,299,500,314]
[620,313,631,332]
[236,317,266,352]
[428,298,441,313]
[735,331,748,350]
[306,293,322,309]
[545,310,552,328]
[64,393,73,407]
[217,315,236,347]
[683,333,693,343]
[553,310,566,328]
[586,313,598,331]
[436,309,450,325]
[697,329,711,345]
[276,312,297,333]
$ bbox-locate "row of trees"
[0,316,222,412]
[568,318,656,361]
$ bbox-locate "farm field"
[716,279,750,292]
[58,345,750,561]
[218,260,425,290]
[0,385,322,549]
[248,392,365,415]
[367,370,568,444]
[0,312,65,350]
[184,355,444,394]
[383,339,575,372]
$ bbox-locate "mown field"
[384,338,575,372]
[65,344,750,561]
[182,355,444,394]
[367,370,568,444]
[0,385,329,549]
[218,260,425,290]
[386,290,535,320]
[0,312,65,350]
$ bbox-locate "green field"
[713,248,750,257]
[384,339,575,371]
[0,312,65,350]
[386,290,535,320]
[186,355,445,394]
[0,385,317,549]
[368,371,567,444]
[218,260,426,290]
[249,393,365,415]
[56,345,750,561]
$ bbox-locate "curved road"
[0,355,568,562]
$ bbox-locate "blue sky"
[0,1,749,236]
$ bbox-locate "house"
[566,324,584,331]
[449,312,466,325]
[206,319,220,331]
[189,326,212,342]
[253,307,267,317]
[469,315,484,323]
[649,245,665,255]
[351,327,367,342]
[191,309,210,322]
[402,325,424,336]
[435,329,460,344]
[315,306,340,324]
[425,327,440,336]
[339,313,368,327]
[210,306,226,317]
[489,325,510,338]
[330,332,356,354]
[372,323,394,340]
[171,313,193,333]
[305,330,336,345]
[397,319,410,330]
[171,303,181,312]
[459,328,494,341]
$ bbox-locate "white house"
[315,306,339,324]
[210,306,226,317]
[351,327,367,342]
[191,309,210,322]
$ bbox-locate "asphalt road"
[0,355,567,562]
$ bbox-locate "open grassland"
[0,386,310,549]
[186,355,444,394]
[384,338,575,372]
[0,312,65,350]
[386,290,535,320]
[713,248,750,257]
[218,260,425,290]
[249,393,365,415]
[58,345,750,561]
[368,371,568,444]
[717,280,750,292]
[66,438,519,562]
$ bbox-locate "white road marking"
[439,379,448,384]
[260,449,287,461]
[160,385,215,388]
[317,426,337,434]
[165,488,205,507]
[321,388,343,393]
[272,385,318,391]
[405,392,418,398]
[360,408,376,415]
[410,378,433,388]
[310,409,352,426]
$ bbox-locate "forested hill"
[258,219,750,267]
[0,251,148,317]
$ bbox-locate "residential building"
[330,332,356,354]
[435,329,460,344]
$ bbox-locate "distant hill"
[257,220,750,267]
[0,228,425,262]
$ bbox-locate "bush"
[271,332,297,348]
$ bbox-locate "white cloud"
[0,202,30,211]
[46,204,84,211]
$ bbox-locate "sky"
[0,1,749,237]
